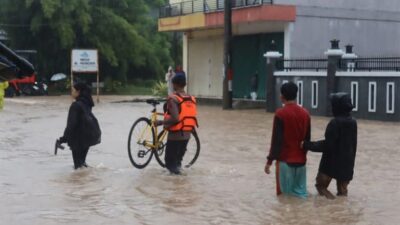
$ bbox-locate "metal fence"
[159,0,273,18]
[339,57,400,71]
[276,57,400,72]
[276,58,328,71]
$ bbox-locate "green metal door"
[232,33,284,99]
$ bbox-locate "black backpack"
[77,102,101,146]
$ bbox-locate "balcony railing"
[159,0,273,18]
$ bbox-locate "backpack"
[77,101,101,146]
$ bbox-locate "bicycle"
[127,99,200,169]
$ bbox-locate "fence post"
[342,45,358,72]
[223,0,233,109]
[324,39,344,115]
[264,41,282,112]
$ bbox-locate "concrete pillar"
[342,45,358,72]
[183,32,189,92]
[264,42,282,113]
[324,39,344,115]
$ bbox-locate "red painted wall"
[205,5,296,28]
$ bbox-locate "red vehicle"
[0,42,47,96]
[7,74,48,96]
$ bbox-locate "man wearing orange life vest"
[156,74,197,174]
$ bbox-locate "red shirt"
[267,103,311,165]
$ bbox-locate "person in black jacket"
[303,93,357,199]
[59,82,95,169]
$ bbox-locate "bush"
[104,77,122,93]
[152,81,168,97]
[132,78,144,86]
[132,78,156,87]
[65,77,71,90]
[143,79,156,87]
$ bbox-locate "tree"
[0,0,175,83]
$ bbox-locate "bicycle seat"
[146,99,160,106]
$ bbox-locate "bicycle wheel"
[154,129,200,169]
[154,130,167,167]
[128,117,155,169]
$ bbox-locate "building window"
[297,81,303,106]
[368,82,377,112]
[311,81,318,109]
[386,82,395,114]
[351,82,359,111]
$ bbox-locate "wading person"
[59,82,101,169]
[157,74,197,175]
[250,72,258,101]
[264,82,311,199]
[302,93,357,199]
[165,66,175,95]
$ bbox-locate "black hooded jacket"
[61,94,95,149]
[304,93,358,181]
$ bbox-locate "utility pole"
[223,0,233,109]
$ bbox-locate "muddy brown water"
[1,96,399,225]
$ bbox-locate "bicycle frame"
[139,107,168,150]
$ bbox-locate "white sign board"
[72,49,98,73]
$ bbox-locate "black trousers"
[71,146,89,169]
[165,140,189,171]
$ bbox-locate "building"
[158,0,400,99]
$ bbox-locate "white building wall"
[276,2,400,57]
[187,34,224,98]
[287,15,400,57]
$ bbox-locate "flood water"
[1,96,399,225]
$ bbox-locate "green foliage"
[132,78,156,87]
[142,79,156,87]
[0,0,177,83]
[104,76,122,93]
[151,80,167,97]
[65,77,72,90]
[113,84,153,95]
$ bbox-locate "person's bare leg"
[316,172,335,199]
[337,180,349,196]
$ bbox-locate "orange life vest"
[164,93,198,132]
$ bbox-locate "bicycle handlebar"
[146,99,160,106]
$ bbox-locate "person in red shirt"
[264,82,311,198]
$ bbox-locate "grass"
[111,84,153,95]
